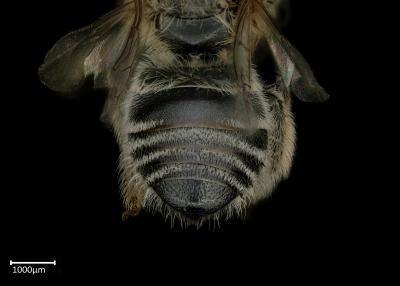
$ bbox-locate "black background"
[4,0,379,282]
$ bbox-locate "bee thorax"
[153,0,229,18]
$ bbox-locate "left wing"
[39,0,142,93]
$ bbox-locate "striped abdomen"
[128,87,268,218]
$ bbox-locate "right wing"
[234,0,329,102]
[259,1,329,102]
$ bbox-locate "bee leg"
[122,207,140,220]
[122,190,145,220]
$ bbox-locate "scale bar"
[10,260,56,266]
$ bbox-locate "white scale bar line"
[10,260,56,266]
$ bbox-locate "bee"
[39,0,329,227]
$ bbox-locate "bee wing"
[39,1,140,93]
[256,1,330,102]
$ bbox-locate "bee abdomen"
[129,127,267,216]
[128,86,268,217]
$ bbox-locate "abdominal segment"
[127,86,269,218]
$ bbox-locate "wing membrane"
[39,1,139,93]
[237,0,329,102]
